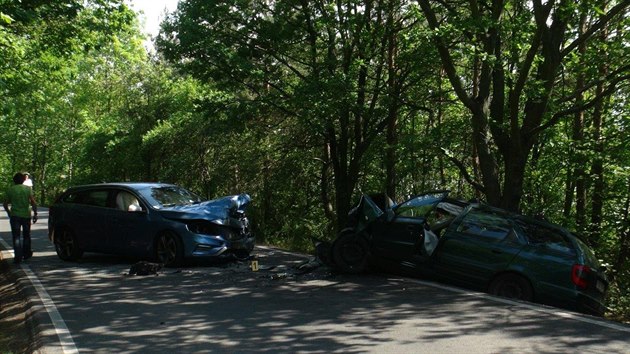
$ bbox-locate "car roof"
[469,203,584,241]
[63,182,177,193]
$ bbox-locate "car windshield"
[145,186,202,208]
[395,192,447,218]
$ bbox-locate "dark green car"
[327,191,608,316]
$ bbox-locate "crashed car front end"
[158,193,255,259]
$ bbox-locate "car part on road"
[128,261,163,276]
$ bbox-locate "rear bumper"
[536,285,606,316]
[575,293,607,316]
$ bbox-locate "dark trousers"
[10,216,32,262]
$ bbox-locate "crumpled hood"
[159,193,251,225]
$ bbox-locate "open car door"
[370,191,449,263]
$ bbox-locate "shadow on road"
[2,211,629,353]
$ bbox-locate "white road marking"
[400,276,630,332]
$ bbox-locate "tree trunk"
[589,82,607,246]
[589,9,610,246]
[569,9,589,231]
[385,10,399,200]
[320,143,335,227]
[611,178,630,283]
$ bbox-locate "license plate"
[596,280,606,293]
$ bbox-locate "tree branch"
[529,73,630,136]
[417,0,475,110]
[440,148,486,194]
[561,1,630,59]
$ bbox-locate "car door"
[65,188,113,252]
[371,192,447,262]
[108,189,153,256]
[434,208,527,287]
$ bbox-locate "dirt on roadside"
[0,259,35,354]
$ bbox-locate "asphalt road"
[1,210,630,353]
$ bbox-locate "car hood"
[158,194,251,225]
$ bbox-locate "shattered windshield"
[395,192,447,218]
[146,186,202,208]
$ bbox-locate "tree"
[0,0,142,201]
[158,0,445,229]
[417,0,630,211]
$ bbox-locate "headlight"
[187,221,241,241]
[187,222,216,235]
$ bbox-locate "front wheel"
[155,231,184,267]
[488,273,534,302]
[54,227,83,261]
[332,230,369,274]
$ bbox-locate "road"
[1,210,630,353]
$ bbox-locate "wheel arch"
[152,228,183,249]
[488,270,537,301]
[153,228,185,266]
[332,229,371,274]
[53,225,84,261]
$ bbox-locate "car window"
[63,190,109,208]
[519,222,575,254]
[115,191,142,212]
[456,210,513,241]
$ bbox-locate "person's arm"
[29,194,38,223]
[2,199,9,216]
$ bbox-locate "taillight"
[572,264,591,289]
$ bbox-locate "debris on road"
[127,261,163,276]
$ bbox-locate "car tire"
[54,227,83,261]
[155,231,184,267]
[488,273,534,302]
[332,230,369,274]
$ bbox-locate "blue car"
[48,183,254,266]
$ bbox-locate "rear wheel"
[155,231,184,267]
[332,230,369,274]
[488,273,533,302]
[54,227,83,261]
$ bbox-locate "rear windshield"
[574,237,601,267]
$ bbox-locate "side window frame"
[518,221,576,255]
[65,189,110,208]
[455,209,515,243]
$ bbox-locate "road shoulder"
[0,257,40,353]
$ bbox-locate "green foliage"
[1,0,629,322]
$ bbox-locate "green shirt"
[5,184,33,218]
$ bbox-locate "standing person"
[23,172,33,188]
[3,172,38,264]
